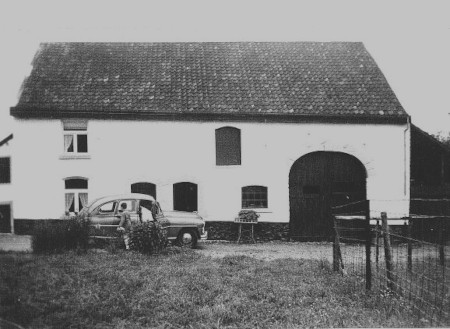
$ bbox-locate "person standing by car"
[117,202,132,250]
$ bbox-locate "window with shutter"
[215,127,241,166]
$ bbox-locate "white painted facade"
[11,118,410,222]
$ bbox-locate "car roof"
[87,193,156,210]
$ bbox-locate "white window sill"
[59,154,91,160]
[242,208,272,214]
[216,164,242,168]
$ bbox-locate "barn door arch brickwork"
[289,151,367,240]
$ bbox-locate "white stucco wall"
[11,118,410,222]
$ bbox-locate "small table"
[235,218,257,243]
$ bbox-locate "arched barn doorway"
[289,151,367,240]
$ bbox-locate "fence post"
[407,217,412,272]
[381,212,395,291]
[439,218,445,267]
[333,215,339,271]
[375,219,380,265]
[332,215,344,274]
[365,200,372,290]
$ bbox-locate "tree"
[433,131,450,148]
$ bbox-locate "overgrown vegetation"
[129,221,168,254]
[0,249,422,328]
[31,216,89,253]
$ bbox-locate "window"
[0,157,10,184]
[99,201,117,214]
[242,185,268,208]
[216,127,241,166]
[64,177,88,214]
[63,120,88,154]
[118,200,136,212]
[173,182,198,212]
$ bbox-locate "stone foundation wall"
[205,222,290,241]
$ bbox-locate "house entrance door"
[173,182,198,212]
[289,152,366,240]
[0,204,11,233]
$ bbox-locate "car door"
[140,199,170,231]
[89,200,119,236]
[138,199,156,222]
[90,200,119,225]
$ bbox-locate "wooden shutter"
[216,127,241,166]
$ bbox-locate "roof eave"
[10,106,409,125]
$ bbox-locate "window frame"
[64,130,89,155]
[241,185,268,209]
[64,177,88,214]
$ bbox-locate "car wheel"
[177,230,198,249]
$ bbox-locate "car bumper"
[200,231,208,241]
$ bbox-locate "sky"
[0,0,449,138]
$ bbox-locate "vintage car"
[79,193,207,248]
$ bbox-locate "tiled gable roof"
[11,42,408,122]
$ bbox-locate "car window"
[118,200,136,213]
[155,202,163,216]
[98,201,117,214]
[140,199,154,212]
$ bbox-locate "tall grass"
[0,249,421,328]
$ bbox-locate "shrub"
[32,216,90,253]
[128,221,168,254]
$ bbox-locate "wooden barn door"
[289,152,366,240]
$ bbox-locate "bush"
[128,221,168,254]
[32,216,90,253]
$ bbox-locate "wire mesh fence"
[331,199,450,327]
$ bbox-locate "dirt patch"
[195,241,333,261]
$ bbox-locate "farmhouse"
[10,42,412,239]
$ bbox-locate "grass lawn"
[0,247,419,328]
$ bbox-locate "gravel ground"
[195,241,333,261]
